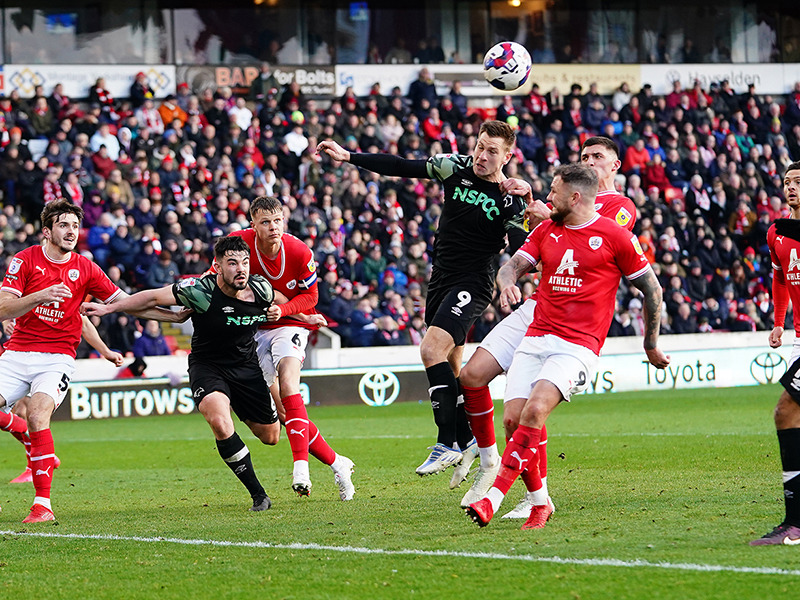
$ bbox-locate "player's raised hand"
[524,199,551,228]
[499,284,522,309]
[102,350,125,367]
[645,346,670,369]
[81,301,110,317]
[316,140,350,162]
[499,178,532,199]
[305,314,327,327]
[769,326,784,348]
[39,283,72,305]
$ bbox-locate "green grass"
[0,386,798,599]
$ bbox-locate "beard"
[550,207,568,222]
[224,274,248,290]
[52,236,76,253]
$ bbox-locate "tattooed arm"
[628,266,670,368]
[497,253,535,309]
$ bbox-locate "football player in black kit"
[318,120,530,482]
[83,236,306,512]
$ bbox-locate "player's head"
[250,195,284,243]
[214,235,251,291]
[41,199,84,253]
[548,163,598,222]
[473,120,515,179]
[580,136,621,187]
[785,161,800,210]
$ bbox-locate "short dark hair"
[40,199,84,231]
[214,235,250,259]
[478,120,516,149]
[554,163,599,196]
[785,161,800,176]
[250,196,283,219]
[581,136,620,160]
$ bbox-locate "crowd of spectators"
[0,66,797,353]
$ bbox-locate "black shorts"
[425,267,494,347]
[188,357,278,425]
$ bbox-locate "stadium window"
[4,1,170,64]
[172,3,303,65]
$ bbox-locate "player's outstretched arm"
[0,284,73,321]
[628,267,670,368]
[81,315,124,366]
[318,139,429,179]
[82,286,178,319]
[497,253,534,309]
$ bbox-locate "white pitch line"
[54,431,770,444]
[0,530,797,577]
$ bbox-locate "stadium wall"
[59,331,786,421]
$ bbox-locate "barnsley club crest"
[588,236,603,250]
[68,269,80,281]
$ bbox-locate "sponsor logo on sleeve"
[616,208,632,227]
[178,277,197,288]
[8,257,23,275]
[631,236,644,255]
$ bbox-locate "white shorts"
[791,339,800,366]
[504,335,599,403]
[255,327,309,387]
[478,299,536,373]
[0,351,76,411]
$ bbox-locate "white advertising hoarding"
[4,64,176,99]
[640,64,790,95]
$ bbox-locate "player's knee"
[259,426,280,446]
[775,393,800,428]
[458,364,480,388]
[420,339,445,367]
[206,415,233,439]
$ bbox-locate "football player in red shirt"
[0,200,183,522]
[228,196,355,500]
[2,315,124,484]
[458,137,637,515]
[753,162,800,545]
[465,163,668,529]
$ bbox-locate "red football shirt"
[231,229,320,330]
[594,190,636,232]
[2,245,121,357]
[768,224,800,336]
[516,214,650,354]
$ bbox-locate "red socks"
[0,411,27,434]
[519,424,547,492]
[494,425,541,495]
[461,385,495,448]
[11,431,32,469]
[282,394,310,462]
[539,424,548,479]
[308,421,336,466]
[29,429,55,505]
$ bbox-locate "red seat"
[164,335,179,354]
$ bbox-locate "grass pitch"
[0,385,797,599]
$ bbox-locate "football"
[483,41,532,91]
